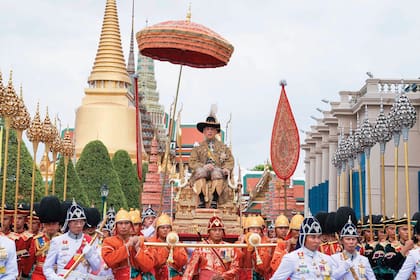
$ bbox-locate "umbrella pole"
[161,65,183,213]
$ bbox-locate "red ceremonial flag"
[270,81,300,180]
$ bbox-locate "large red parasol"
[270,81,300,180]
[136,20,234,68]
[135,14,234,214]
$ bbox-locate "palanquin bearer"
[128,208,142,236]
[237,215,272,280]
[331,217,376,280]
[148,213,188,280]
[270,216,334,280]
[270,214,290,274]
[8,203,33,279]
[285,213,304,253]
[44,199,101,280]
[182,216,240,280]
[28,196,62,280]
[188,106,234,209]
[102,208,154,280]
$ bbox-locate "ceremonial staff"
[359,105,377,238]
[11,87,31,232]
[61,129,75,201]
[387,93,402,219]
[391,83,417,239]
[337,128,348,207]
[40,108,55,196]
[50,118,62,195]
[373,97,392,217]
[346,124,356,208]
[332,145,342,208]
[353,114,365,223]
[27,103,43,231]
[0,71,19,226]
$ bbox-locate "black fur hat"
[85,207,101,228]
[335,207,357,233]
[37,196,62,223]
[315,212,328,233]
[325,212,338,234]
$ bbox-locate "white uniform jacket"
[270,247,334,280]
[395,247,420,280]
[0,236,18,280]
[331,251,376,280]
[44,231,101,280]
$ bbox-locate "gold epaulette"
[21,231,33,241]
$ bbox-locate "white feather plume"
[209,104,218,119]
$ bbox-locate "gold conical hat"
[289,214,304,230]
[115,208,131,223]
[156,213,172,228]
[128,208,141,224]
[275,214,289,227]
[245,215,264,229]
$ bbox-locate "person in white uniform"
[270,216,334,280]
[0,234,18,279]
[331,217,376,280]
[44,200,101,280]
[395,218,420,280]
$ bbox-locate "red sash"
[64,234,92,270]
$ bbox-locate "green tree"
[112,150,140,208]
[0,128,44,205]
[76,140,127,209]
[54,156,89,206]
[251,163,273,171]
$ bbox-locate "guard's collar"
[68,232,83,240]
[303,246,318,258]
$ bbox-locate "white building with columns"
[302,78,420,220]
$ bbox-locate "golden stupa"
[74,0,136,160]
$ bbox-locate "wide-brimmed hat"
[197,116,221,133]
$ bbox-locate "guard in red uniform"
[102,208,155,279]
[183,215,240,280]
[149,213,188,280]
[8,204,33,279]
[28,196,62,280]
[237,215,272,280]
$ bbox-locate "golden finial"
[11,85,31,131]
[27,102,43,143]
[61,126,75,157]
[8,70,13,85]
[41,106,56,144]
[50,117,62,154]
[2,70,19,118]
[186,3,192,22]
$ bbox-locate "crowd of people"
[2,197,420,279]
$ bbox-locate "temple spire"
[88,0,130,85]
[127,0,136,75]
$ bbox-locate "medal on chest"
[296,251,309,273]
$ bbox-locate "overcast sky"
[2,1,420,179]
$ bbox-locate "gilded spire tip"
[186,3,192,22]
